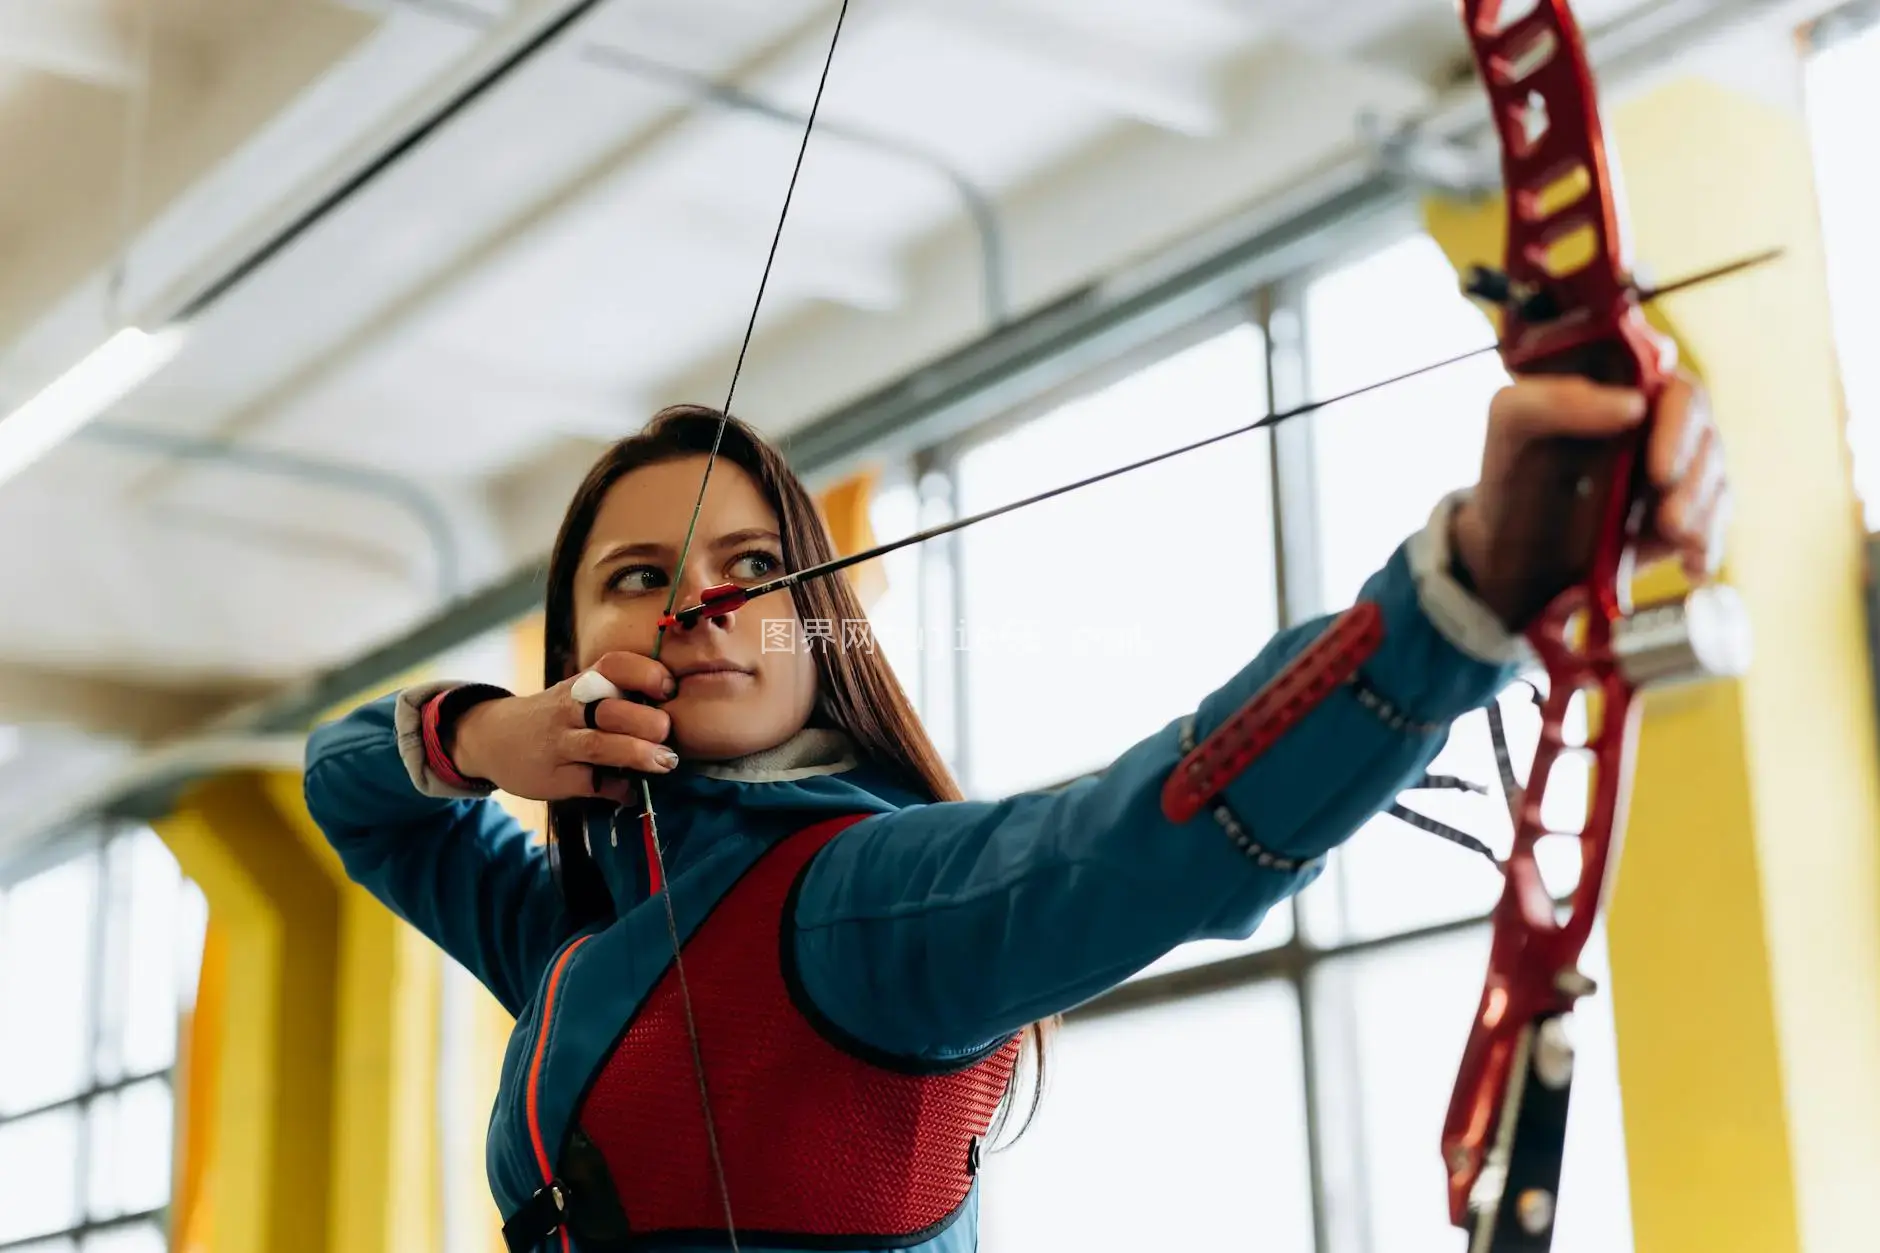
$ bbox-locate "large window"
[953,322,1279,799]
[983,980,1314,1251]
[0,827,205,1253]
[1805,5,1880,530]
[866,225,1633,1252]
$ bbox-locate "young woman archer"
[303,372,1727,1252]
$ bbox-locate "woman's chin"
[664,677,818,763]
[670,719,792,764]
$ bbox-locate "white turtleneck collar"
[692,727,859,783]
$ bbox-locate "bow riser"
[1466,0,1678,625]
[1444,0,1668,1241]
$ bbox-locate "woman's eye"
[610,566,667,594]
[729,551,781,582]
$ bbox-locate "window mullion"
[1257,283,1339,1253]
[1268,275,1381,1253]
[1267,275,1324,631]
[76,836,111,1232]
[943,456,971,794]
[913,450,966,788]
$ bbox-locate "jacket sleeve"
[302,685,576,1017]
[791,492,1526,1061]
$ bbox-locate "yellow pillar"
[155,775,341,1253]
[170,919,225,1253]
[1424,76,1880,1252]
[158,769,448,1253]
[817,470,886,604]
[262,772,445,1253]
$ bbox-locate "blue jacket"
[302,506,1522,1252]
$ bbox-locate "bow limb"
[1441,3,1749,1249]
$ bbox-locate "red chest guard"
[559,815,1022,1249]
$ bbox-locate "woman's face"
[570,456,819,761]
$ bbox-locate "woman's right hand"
[450,652,679,803]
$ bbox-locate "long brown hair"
[541,404,1054,1142]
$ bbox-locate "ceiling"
[0,0,1831,847]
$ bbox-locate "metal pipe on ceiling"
[79,422,463,600]
[398,0,1015,327]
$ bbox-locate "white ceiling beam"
[904,0,1225,135]
[0,1,382,350]
[661,195,907,312]
[0,0,139,88]
[336,0,515,17]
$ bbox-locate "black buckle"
[503,1180,571,1252]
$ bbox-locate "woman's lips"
[674,663,753,688]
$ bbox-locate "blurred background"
[2,0,1879,1250]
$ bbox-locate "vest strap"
[502,1180,570,1252]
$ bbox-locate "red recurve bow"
[1438,3,1751,1250]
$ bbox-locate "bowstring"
[639,5,853,1248]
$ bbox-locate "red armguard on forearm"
[1160,601,1385,823]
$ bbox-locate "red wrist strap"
[421,692,477,791]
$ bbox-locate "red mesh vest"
[560,815,1023,1249]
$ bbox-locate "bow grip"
[1472,329,1666,630]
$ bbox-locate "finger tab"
[571,671,624,703]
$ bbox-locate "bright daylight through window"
[1804,8,1880,529]
[0,828,205,1253]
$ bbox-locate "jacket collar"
[692,727,858,784]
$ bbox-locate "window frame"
[942,301,1286,799]
[0,822,188,1253]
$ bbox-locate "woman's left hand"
[1452,369,1730,621]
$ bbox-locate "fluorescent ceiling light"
[0,324,188,485]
